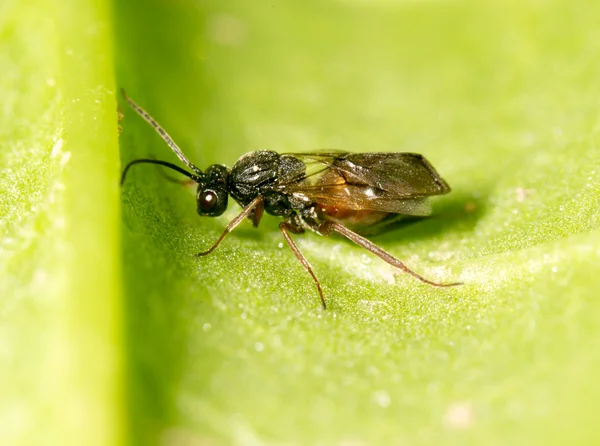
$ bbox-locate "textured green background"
[2,0,600,445]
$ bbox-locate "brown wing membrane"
[281,152,449,214]
[294,183,433,214]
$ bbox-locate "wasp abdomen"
[316,204,390,228]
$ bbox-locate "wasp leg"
[279,222,327,309]
[318,221,462,288]
[196,196,264,257]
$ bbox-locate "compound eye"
[198,190,217,211]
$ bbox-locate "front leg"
[196,196,264,257]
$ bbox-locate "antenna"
[121,89,204,176]
[120,158,201,186]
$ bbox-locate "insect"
[120,90,460,308]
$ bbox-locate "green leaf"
[4,0,600,445]
[0,0,123,445]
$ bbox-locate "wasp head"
[196,164,230,217]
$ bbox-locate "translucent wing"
[280,152,450,214]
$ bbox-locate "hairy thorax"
[228,150,307,217]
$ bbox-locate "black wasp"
[120,90,460,308]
